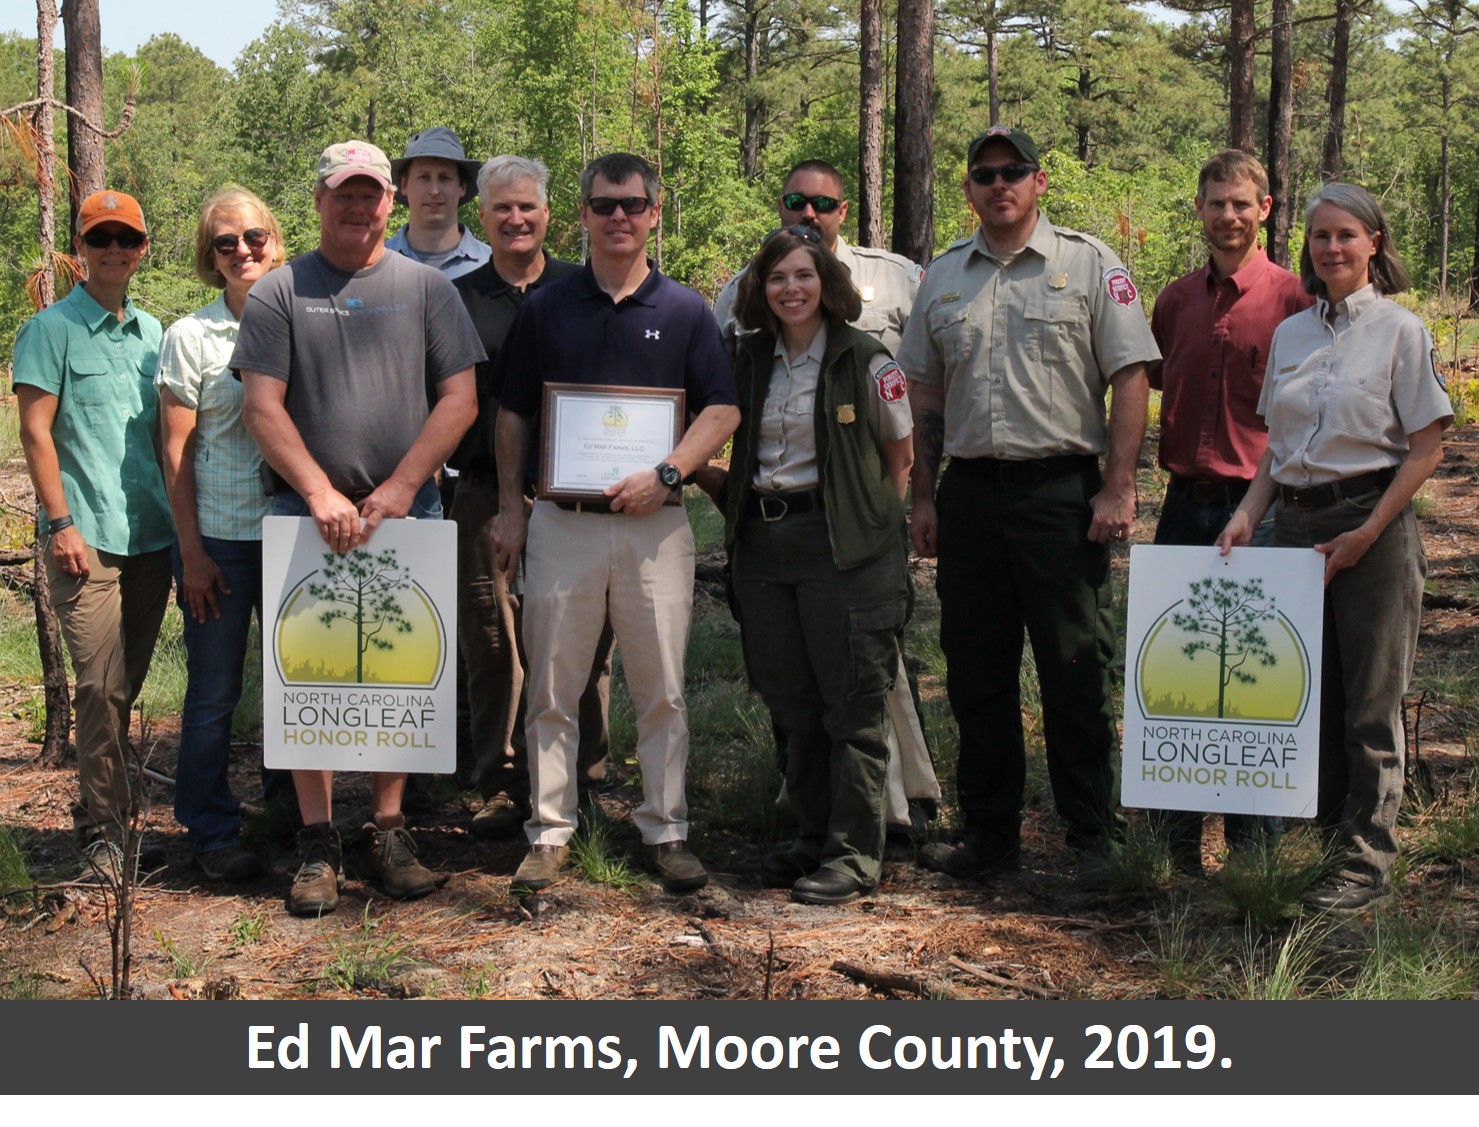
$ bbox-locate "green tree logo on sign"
[305,548,414,684]
[1171,577,1278,719]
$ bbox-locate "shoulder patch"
[874,360,908,403]
[1104,267,1139,306]
[911,262,925,284]
[1431,348,1447,391]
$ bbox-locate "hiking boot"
[918,838,1021,881]
[363,818,438,900]
[512,844,570,891]
[1305,876,1392,914]
[470,793,530,841]
[196,843,263,883]
[644,840,709,893]
[287,824,342,917]
[78,838,124,885]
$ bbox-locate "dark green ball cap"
[967,125,1041,167]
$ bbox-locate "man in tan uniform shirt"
[898,126,1159,880]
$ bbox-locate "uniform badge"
[861,285,875,302]
[1049,272,1068,289]
[1431,348,1447,390]
[874,362,907,404]
[836,404,857,425]
[911,264,925,283]
[1103,267,1139,306]
[938,292,960,304]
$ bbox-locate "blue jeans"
[270,480,443,522]
[172,537,265,853]
[1148,477,1282,857]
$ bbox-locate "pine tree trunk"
[1228,0,1256,153]
[62,0,105,237]
[892,0,934,266]
[34,2,74,768]
[858,0,884,248]
[1321,0,1351,181]
[1265,0,1294,267]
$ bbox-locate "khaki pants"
[523,501,695,847]
[453,474,613,801]
[47,545,172,842]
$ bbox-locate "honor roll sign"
[263,517,457,772]
[1121,545,1323,819]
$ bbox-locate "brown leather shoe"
[512,844,570,891]
[471,793,531,841]
[363,819,437,900]
[287,824,342,916]
[644,840,709,892]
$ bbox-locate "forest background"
[4,0,1479,370]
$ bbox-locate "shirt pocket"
[852,306,890,340]
[1324,368,1393,441]
[1022,295,1084,367]
[927,303,976,368]
[65,352,122,407]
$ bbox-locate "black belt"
[746,489,823,522]
[950,453,1097,485]
[1168,475,1251,507]
[1277,467,1397,511]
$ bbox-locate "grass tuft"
[0,824,31,892]
[568,813,647,892]
[322,904,419,993]
[1222,918,1332,999]
[228,908,270,948]
[152,928,214,978]
[1214,834,1326,932]
[1144,896,1218,998]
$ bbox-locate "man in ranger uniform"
[899,126,1160,880]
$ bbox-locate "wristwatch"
[655,462,682,491]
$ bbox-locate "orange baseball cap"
[77,189,148,235]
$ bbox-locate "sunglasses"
[766,224,822,245]
[968,163,1039,186]
[586,196,651,216]
[212,228,271,255]
[780,192,842,214]
[82,228,146,250]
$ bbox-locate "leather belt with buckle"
[747,489,823,522]
[1277,467,1397,510]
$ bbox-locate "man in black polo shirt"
[491,152,739,893]
[451,155,614,840]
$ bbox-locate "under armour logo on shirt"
[645,330,661,340]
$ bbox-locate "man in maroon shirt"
[1147,150,1313,874]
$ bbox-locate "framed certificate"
[538,383,686,504]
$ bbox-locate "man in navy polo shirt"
[491,152,739,894]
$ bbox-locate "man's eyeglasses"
[212,228,271,255]
[586,196,652,216]
[968,163,1039,186]
[780,192,842,214]
[82,228,146,250]
[766,225,822,245]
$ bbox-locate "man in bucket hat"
[387,127,490,280]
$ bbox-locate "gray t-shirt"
[231,249,485,495]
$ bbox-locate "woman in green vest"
[720,226,914,904]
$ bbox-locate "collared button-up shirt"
[12,284,173,555]
[386,222,491,279]
[155,294,272,541]
[896,213,1160,460]
[714,235,923,356]
[754,322,911,492]
[1150,253,1312,482]
[1259,284,1453,486]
